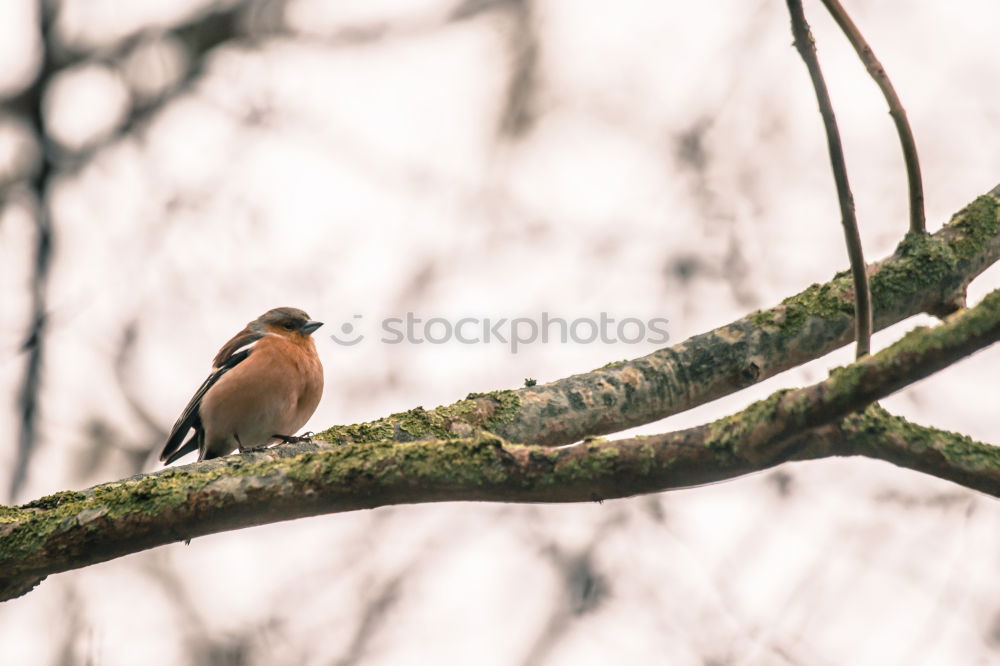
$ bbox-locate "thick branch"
[786,0,872,358]
[321,189,1000,448]
[824,405,1000,497]
[3,289,999,601]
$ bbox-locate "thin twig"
[785,0,872,358]
[820,0,926,235]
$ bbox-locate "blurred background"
[2,0,1000,664]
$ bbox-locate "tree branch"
[3,287,999,601]
[321,188,1000,449]
[786,0,872,358]
[819,0,926,234]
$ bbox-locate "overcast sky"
[1,1,999,664]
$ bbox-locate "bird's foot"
[235,434,268,454]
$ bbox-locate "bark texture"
[322,189,1000,448]
[3,277,1000,601]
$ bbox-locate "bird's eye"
[282,321,297,330]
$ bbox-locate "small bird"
[160,307,324,465]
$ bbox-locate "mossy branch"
[320,188,1000,448]
[3,289,1000,602]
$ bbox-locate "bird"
[160,307,324,465]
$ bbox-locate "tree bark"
[3,198,1000,601]
[324,188,1000,448]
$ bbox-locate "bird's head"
[254,307,324,339]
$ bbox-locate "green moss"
[758,194,999,338]
[317,419,395,445]
[849,404,1000,471]
[871,196,998,313]
[0,506,25,523]
[20,490,87,510]
[824,362,866,403]
[599,359,628,371]
[640,440,661,475]
[748,310,777,328]
[936,431,1000,469]
[841,404,909,454]
[873,232,956,311]
[705,389,792,455]
[286,434,516,489]
[5,431,533,564]
[1,519,61,561]
[586,443,619,464]
[4,495,105,561]
[778,280,855,336]
[395,405,463,440]
[529,448,560,464]
[950,195,1000,260]
[895,230,934,258]
[817,289,1000,410]
[882,289,1000,359]
[315,391,520,445]
[523,378,537,387]
[549,443,621,483]
[786,388,813,415]
[1,460,284,563]
[89,466,233,517]
[483,390,521,429]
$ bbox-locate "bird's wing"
[159,331,263,463]
[213,328,264,367]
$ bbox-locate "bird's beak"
[300,320,323,336]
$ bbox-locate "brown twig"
[785,0,872,358]
[820,0,926,234]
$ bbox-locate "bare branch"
[820,0,926,234]
[3,287,1000,601]
[785,0,872,358]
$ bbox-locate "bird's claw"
[272,431,315,444]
